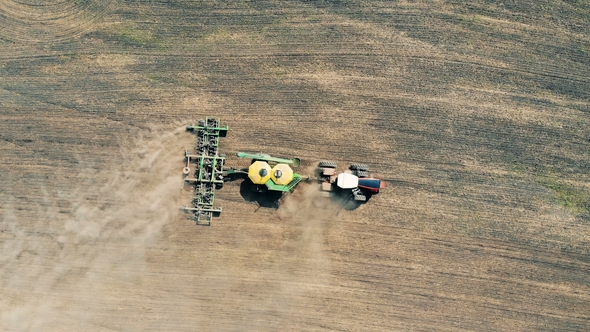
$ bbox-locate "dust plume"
[281,183,336,281]
[0,124,192,331]
[280,182,340,256]
[248,183,339,326]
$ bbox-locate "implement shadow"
[239,179,284,209]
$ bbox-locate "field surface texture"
[1,0,589,331]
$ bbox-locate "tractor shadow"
[239,179,284,209]
[327,187,373,211]
[333,193,372,211]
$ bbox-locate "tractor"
[181,117,385,224]
[316,161,386,203]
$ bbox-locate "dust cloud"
[259,183,339,323]
[0,124,192,331]
[0,127,345,331]
[280,183,339,260]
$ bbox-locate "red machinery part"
[357,178,385,193]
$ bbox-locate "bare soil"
[1,1,589,331]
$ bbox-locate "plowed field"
[1,1,589,331]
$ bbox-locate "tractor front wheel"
[356,170,369,178]
[349,163,369,172]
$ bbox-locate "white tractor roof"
[336,172,359,189]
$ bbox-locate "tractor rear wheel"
[318,161,337,168]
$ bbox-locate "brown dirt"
[1,1,589,331]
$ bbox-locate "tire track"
[0,0,117,43]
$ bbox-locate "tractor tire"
[350,163,369,171]
[318,161,337,168]
[356,170,369,178]
[353,194,367,202]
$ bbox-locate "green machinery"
[182,117,228,225]
[182,117,304,225]
[226,152,303,192]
